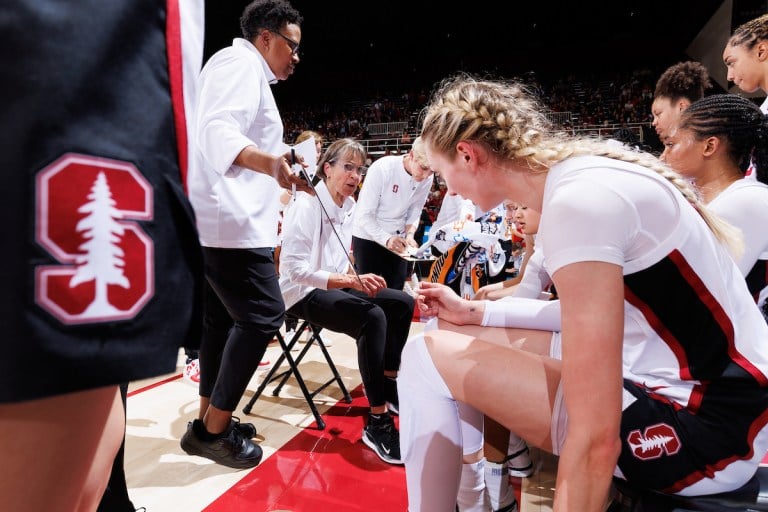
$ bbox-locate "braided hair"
[679,93,768,184]
[728,13,768,50]
[419,74,743,255]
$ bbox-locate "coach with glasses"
[182,0,310,469]
[280,138,415,464]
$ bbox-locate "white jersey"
[744,96,767,179]
[709,179,768,308]
[279,181,355,310]
[538,156,768,409]
[352,155,433,246]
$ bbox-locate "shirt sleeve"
[405,176,434,228]
[280,193,332,290]
[711,185,768,276]
[195,52,262,177]
[541,178,636,276]
[353,165,391,246]
[513,251,551,299]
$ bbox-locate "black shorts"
[0,0,203,403]
[617,379,768,493]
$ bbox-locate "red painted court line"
[204,385,408,512]
[127,373,183,397]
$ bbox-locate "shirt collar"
[233,38,278,84]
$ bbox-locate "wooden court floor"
[125,321,559,512]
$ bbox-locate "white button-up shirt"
[188,38,285,248]
[279,181,356,309]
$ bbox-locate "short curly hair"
[653,61,711,103]
[240,0,302,42]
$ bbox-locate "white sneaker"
[505,445,534,478]
[284,328,301,351]
[182,358,200,385]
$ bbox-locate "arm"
[474,236,537,300]
[404,177,434,247]
[234,146,311,192]
[280,195,336,290]
[354,165,395,247]
[195,55,309,193]
[552,261,624,512]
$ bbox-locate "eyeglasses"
[334,161,367,177]
[271,31,300,56]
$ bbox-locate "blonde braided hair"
[419,74,742,256]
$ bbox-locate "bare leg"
[0,385,124,512]
[426,328,559,448]
[400,328,560,511]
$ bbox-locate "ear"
[456,141,474,164]
[758,41,768,62]
[456,141,487,167]
[702,136,720,157]
[677,99,691,112]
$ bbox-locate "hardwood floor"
[124,321,559,511]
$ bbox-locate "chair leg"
[311,325,352,404]
[242,320,349,430]
[242,332,291,414]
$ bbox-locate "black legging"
[288,287,414,407]
[199,247,285,411]
[352,235,408,290]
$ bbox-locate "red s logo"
[35,153,155,324]
[627,423,681,460]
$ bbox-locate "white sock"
[485,460,516,511]
[508,432,527,454]
[457,458,488,512]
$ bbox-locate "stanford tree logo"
[35,153,155,324]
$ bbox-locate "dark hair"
[654,61,711,103]
[679,94,768,183]
[240,0,302,41]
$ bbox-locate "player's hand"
[415,281,478,325]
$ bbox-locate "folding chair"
[242,317,352,430]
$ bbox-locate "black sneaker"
[496,501,519,512]
[231,416,257,438]
[384,377,399,415]
[180,419,263,469]
[362,413,402,465]
[186,417,257,440]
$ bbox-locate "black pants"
[352,236,408,290]
[288,287,414,407]
[199,247,285,411]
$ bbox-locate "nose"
[726,69,734,81]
